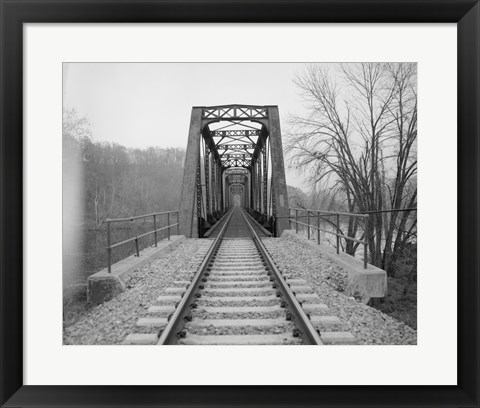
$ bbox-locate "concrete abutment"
[281,230,387,301]
[87,235,185,305]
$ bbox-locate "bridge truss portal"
[178,104,289,238]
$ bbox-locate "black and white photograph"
[3,0,478,404]
[62,62,417,346]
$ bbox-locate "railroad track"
[124,207,357,345]
[156,207,323,345]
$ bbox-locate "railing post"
[336,213,340,254]
[307,211,310,240]
[107,221,111,273]
[153,214,157,247]
[135,237,139,257]
[295,209,298,234]
[317,211,320,244]
[176,211,180,235]
[364,216,369,269]
[289,208,291,230]
[167,212,171,240]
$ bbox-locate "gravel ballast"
[262,236,417,345]
[63,239,212,345]
[64,234,416,345]
[181,237,299,344]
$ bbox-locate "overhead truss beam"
[213,130,261,139]
[216,143,256,151]
[203,105,268,121]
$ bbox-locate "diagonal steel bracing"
[179,104,289,238]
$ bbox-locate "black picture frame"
[1,1,478,407]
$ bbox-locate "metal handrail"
[289,208,369,269]
[360,208,417,214]
[289,207,369,218]
[106,210,180,273]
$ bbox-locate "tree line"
[63,108,185,228]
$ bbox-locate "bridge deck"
[208,207,271,238]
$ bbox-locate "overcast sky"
[63,62,319,189]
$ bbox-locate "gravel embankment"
[63,239,212,345]
[262,236,417,345]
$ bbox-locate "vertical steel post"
[220,165,223,212]
[178,107,202,238]
[271,181,276,230]
[289,208,291,230]
[135,238,139,257]
[217,164,220,214]
[317,212,320,244]
[257,159,262,211]
[176,211,180,235]
[107,221,111,273]
[211,157,216,215]
[167,212,171,240]
[307,211,311,240]
[295,209,298,234]
[336,213,340,254]
[216,167,219,212]
[364,216,369,269]
[262,145,268,217]
[153,214,157,247]
[250,162,255,211]
[196,158,202,237]
[204,144,210,220]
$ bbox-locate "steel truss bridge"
[178,104,289,238]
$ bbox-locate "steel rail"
[156,209,234,345]
[240,210,323,345]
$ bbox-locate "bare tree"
[63,108,92,140]
[286,63,417,276]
